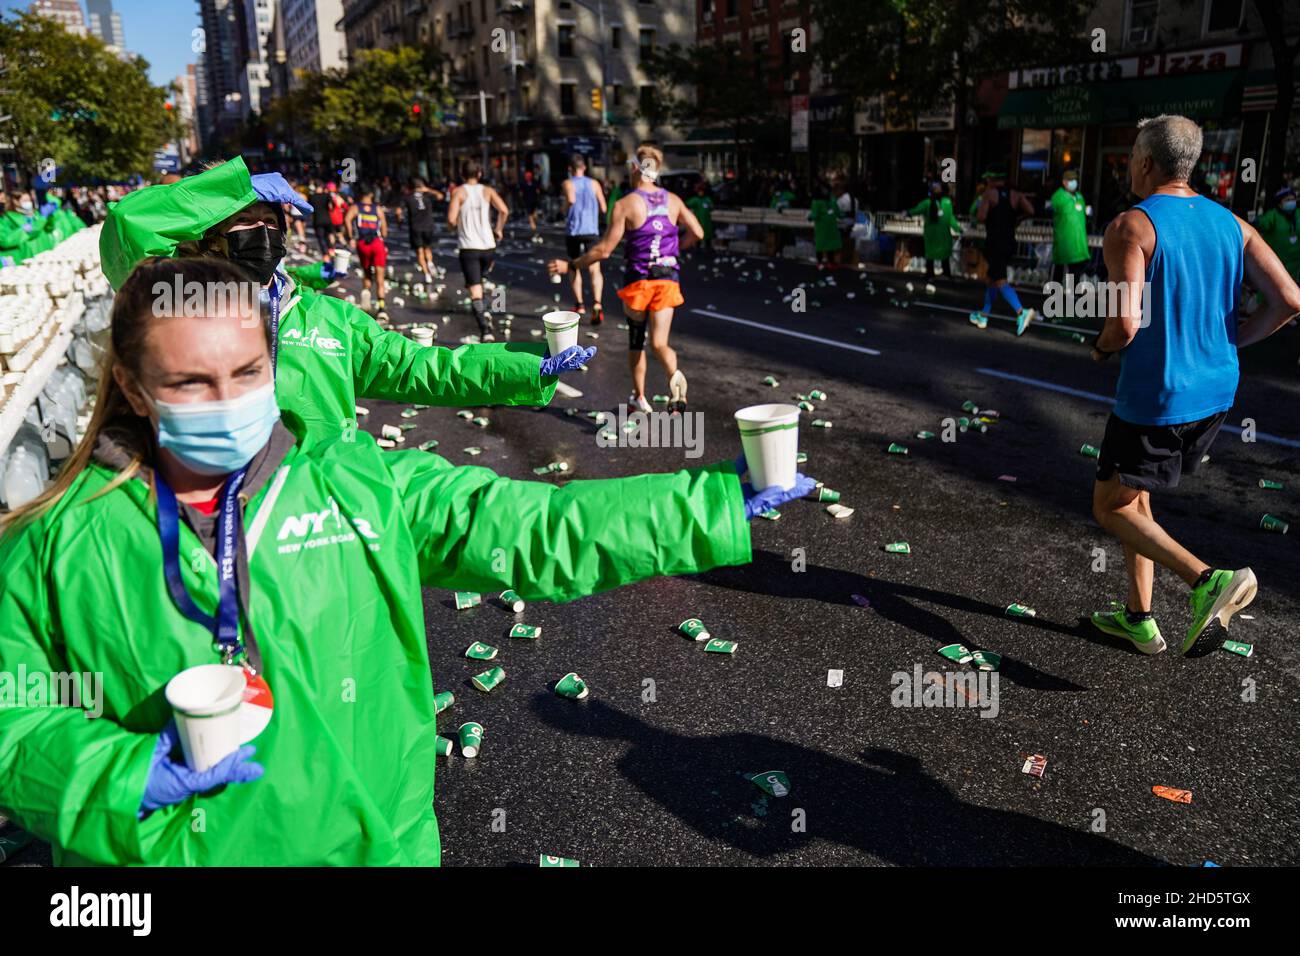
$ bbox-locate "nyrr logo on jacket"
[275,496,381,555]
[280,325,345,357]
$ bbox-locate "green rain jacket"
[0,210,56,263]
[907,195,961,262]
[1255,207,1300,280]
[99,157,556,446]
[1049,187,1089,266]
[0,425,751,866]
[808,200,842,253]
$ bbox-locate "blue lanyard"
[267,277,284,376]
[155,466,248,664]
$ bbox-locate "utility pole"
[479,89,490,179]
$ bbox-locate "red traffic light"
[412,103,422,114]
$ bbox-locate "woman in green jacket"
[99,157,589,448]
[908,181,962,278]
[0,256,812,866]
[808,188,843,268]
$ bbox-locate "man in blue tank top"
[563,154,608,324]
[1090,115,1300,657]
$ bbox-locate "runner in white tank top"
[448,164,510,340]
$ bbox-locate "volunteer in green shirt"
[1255,186,1300,283]
[808,188,842,268]
[908,181,962,277]
[99,157,587,448]
[1049,168,1091,283]
[685,180,715,252]
[0,254,813,866]
[0,192,56,264]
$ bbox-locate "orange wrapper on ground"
[1152,785,1193,804]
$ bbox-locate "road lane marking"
[689,308,881,356]
[976,367,1300,449]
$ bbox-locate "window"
[521,84,531,112]
[639,84,654,114]
[1123,0,1159,48]
[752,35,769,79]
[558,24,574,57]
[482,44,489,71]
[639,28,655,62]
[702,0,715,16]
[753,0,768,10]
[560,83,576,115]
[612,83,622,106]
[1204,0,1243,34]
[611,25,621,49]
[725,0,738,17]
[480,0,486,23]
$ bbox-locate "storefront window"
[1051,127,1085,187]
[1197,121,1240,206]
[1019,129,1051,194]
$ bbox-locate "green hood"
[99,157,258,290]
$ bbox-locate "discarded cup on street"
[961,400,979,414]
[704,639,738,654]
[915,430,935,439]
[1005,603,1037,618]
[971,649,1001,672]
[679,618,711,641]
[472,666,506,693]
[454,591,482,610]
[884,541,911,554]
[749,771,790,798]
[381,424,402,440]
[434,690,455,713]
[539,854,579,867]
[735,403,800,491]
[826,504,854,518]
[543,310,581,356]
[500,589,525,612]
[809,389,827,401]
[887,443,908,455]
[459,722,484,758]
[554,672,589,699]
[1221,639,1253,658]
[811,419,832,428]
[1260,513,1289,534]
[762,375,779,387]
[434,735,455,758]
[938,644,974,664]
[1258,479,1284,490]
[465,642,498,661]
[1079,443,1100,459]
[816,486,841,503]
[509,623,541,640]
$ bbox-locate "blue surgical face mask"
[1283,199,1297,213]
[148,382,280,476]
[1065,180,1078,192]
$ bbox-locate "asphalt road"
[7,215,1299,868]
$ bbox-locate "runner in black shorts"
[404,177,444,284]
[969,165,1037,335]
[458,249,495,287]
[1096,411,1228,491]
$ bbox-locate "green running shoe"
[1015,307,1036,336]
[969,311,988,330]
[1090,601,1166,655]
[1184,568,1258,657]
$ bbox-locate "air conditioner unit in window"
[1126,26,1154,46]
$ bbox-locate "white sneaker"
[629,393,652,414]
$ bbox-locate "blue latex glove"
[21,220,32,233]
[735,454,817,520]
[139,721,264,817]
[540,345,596,376]
[39,202,58,218]
[250,172,313,216]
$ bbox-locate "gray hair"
[1134,115,1203,182]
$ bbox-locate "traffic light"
[590,88,602,111]
[412,103,422,115]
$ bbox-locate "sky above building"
[3,0,201,86]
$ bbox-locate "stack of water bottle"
[0,225,110,511]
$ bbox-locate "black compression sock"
[1193,568,1214,589]
[1125,607,1154,622]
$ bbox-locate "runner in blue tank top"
[563,155,608,324]
[1089,115,1300,658]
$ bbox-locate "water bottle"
[2,445,46,509]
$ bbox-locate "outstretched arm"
[1236,216,1300,347]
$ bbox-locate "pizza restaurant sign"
[1008,43,1241,89]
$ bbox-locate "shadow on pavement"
[699,550,1088,692]
[531,695,1162,865]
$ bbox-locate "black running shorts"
[1096,410,1229,491]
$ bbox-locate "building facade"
[335,0,694,186]
[28,0,87,34]
[197,0,248,146]
[281,0,347,85]
[86,0,127,53]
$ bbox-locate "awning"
[997,71,1242,129]
[1241,69,1299,113]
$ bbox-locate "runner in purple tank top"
[548,144,705,414]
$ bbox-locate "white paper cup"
[165,664,248,773]
[549,273,562,284]
[735,403,801,491]
[412,326,434,347]
[543,310,580,356]
[332,249,351,274]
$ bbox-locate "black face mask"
[223,224,285,285]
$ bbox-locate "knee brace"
[628,319,647,352]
